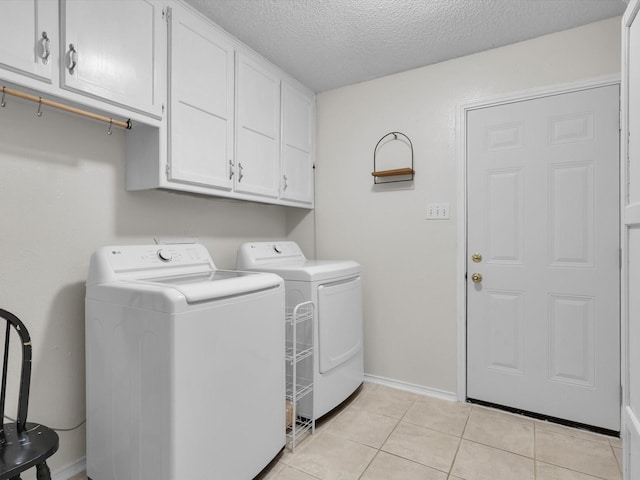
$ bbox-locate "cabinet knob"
[67,44,78,75]
[40,32,51,65]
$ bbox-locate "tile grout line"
[355,449,382,480]
[329,388,420,480]
[610,442,623,478]
[447,406,472,478]
[533,423,622,479]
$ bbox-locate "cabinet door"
[167,4,234,190]
[235,52,280,198]
[281,81,315,205]
[0,0,56,82]
[60,0,164,117]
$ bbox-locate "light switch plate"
[426,202,450,219]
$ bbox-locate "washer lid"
[133,270,282,302]
[86,270,283,312]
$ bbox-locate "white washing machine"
[85,243,285,480]
[237,241,363,420]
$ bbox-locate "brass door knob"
[471,273,483,283]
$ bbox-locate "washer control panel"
[106,244,212,272]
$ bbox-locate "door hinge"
[620,248,623,270]
[621,384,624,403]
[619,109,622,132]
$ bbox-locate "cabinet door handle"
[67,44,78,75]
[228,160,234,180]
[40,32,51,65]
[282,174,288,191]
[238,162,244,182]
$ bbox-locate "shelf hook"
[107,118,113,136]
[36,97,43,117]
[1,87,5,108]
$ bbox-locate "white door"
[622,1,640,477]
[281,80,315,205]
[167,4,234,190]
[0,0,55,82]
[235,51,280,198]
[60,0,164,117]
[467,85,620,431]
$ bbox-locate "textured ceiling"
[183,0,627,92]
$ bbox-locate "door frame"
[621,1,640,476]
[455,75,621,402]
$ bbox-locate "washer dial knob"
[157,249,172,262]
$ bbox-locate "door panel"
[550,163,593,266]
[485,290,524,374]
[467,85,620,431]
[235,52,280,198]
[168,4,234,189]
[61,0,163,116]
[317,277,362,374]
[0,0,55,82]
[281,81,314,204]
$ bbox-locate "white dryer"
[237,241,363,420]
[85,243,285,480]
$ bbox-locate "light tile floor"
[257,383,623,480]
[73,382,623,480]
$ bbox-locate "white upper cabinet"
[280,80,315,205]
[167,3,234,190]
[0,0,56,83]
[60,0,164,117]
[122,0,315,208]
[235,51,281,198]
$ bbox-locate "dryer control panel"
[237,241,306,268]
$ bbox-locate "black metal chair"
[0,309,58,480]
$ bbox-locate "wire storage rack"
[285,301,315,451]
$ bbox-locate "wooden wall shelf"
[371,167,416,178]
[372,132,414,184]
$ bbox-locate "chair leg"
[35,462,51,480]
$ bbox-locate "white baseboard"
[364,374,458,402]
[53,457,86,480]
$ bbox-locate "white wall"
[315,17,622,395]
[0,98,289,475]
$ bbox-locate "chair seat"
[0,422,59,480]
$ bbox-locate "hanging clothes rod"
[1,85,132,131]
